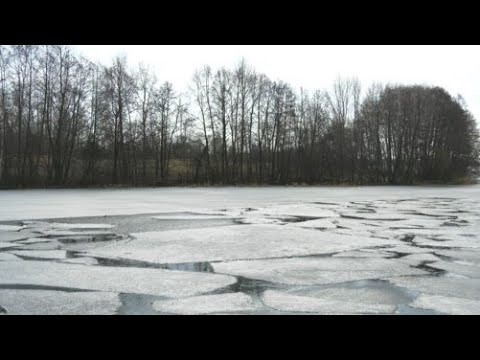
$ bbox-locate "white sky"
[73,45,480,123]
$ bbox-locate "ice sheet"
[333,250,395,258]
[2,186,479,221]
[62,257,99,265]
[261,290,396,314]
[153,293,259,314]
[0,242,19,250]
[0,261,236,298]
[85,225,399,264]
[0,225,24,232]
[0,253,21,261]
[213,257,428,285]
[428,261,480,278]
[387,276,480,300]
[410,294,480,315]
[10,250,68,260]
[0,290,121,315]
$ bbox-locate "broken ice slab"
[152,213,232,220]
[332,250,396,258]
[427,261,480,279]
[212,257,428,286]
[0,231,36,242]
[286,218,338,229]
[0,260,236,298]
[410,294,480,315]
[153,293,260,315]
[0,253,21,261]
[261,290,396,314]
[0,242,19,250]
[0,225,24,232]
[397,253,442,266]
[434,249,480,266]
[412,235,480,249]
[0,290,121,315]
[386,276,480,301]
[85,225,401,265]
[10,250,68,260]
[287,283,412,308]
[22,221,115,230]
[61,257,99,265]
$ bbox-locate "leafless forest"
[0,45,478,187]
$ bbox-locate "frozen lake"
[1,186,480,315]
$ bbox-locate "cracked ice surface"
[262,290,396,314]
[0,261,236,298]
[410,294,480,315]
[0,290,121,315]
[1,186,480,314]
[213,257,429,285]
[153,293,260,315]
[85,225,400,264]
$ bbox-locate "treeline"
[0,45,478,188]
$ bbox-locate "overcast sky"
[73,45,480,122]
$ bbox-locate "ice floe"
[287,218,338,229]
[213,257,428,285]
[397,253,442,266]
[427,261,480,278]
[435,249,480,266]
[287,285,411,307]
[0,253,21,261]
[0,231,35,242]
[412,236,480,249]
[153,293,259,314]
[85,225,400,264]
[22,221,115,230]
[386,276,480,300]
[0,242,19,250]
[0,290,121,315]
[0,225,24,232]
[10,250,68,260]
[152,214,232,220]
[18,238,54,244]
[62,257,99,265]
[0,261,236,298]
[261,290,396,314]
[410,294,480,315]
[333,250,395,258]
